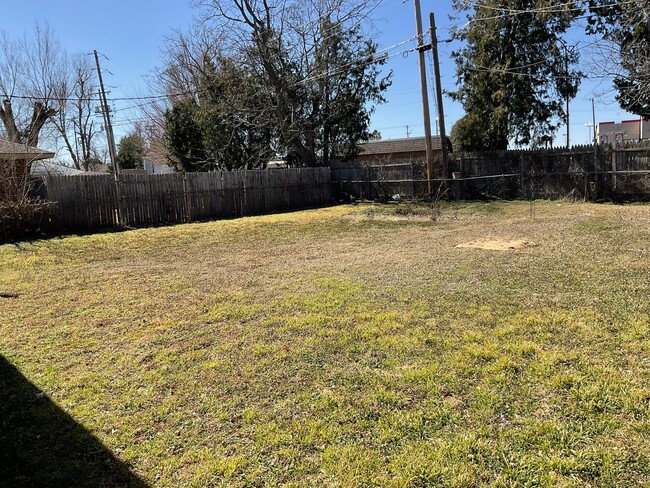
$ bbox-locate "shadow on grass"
[0,356,148,487]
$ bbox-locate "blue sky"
[3,0,635,148]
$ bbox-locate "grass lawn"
[1,200,649,487]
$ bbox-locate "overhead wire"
[9,0,637,133]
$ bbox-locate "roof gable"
[0,139,55,160]
[358,136,443,156]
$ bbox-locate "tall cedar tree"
[587,0,650,118]
[450,0,582,150]
[164,98,207,172]
[164,57,273,171]
[116,132,146,169]
[309,19,389,164]
[196,57,273,170]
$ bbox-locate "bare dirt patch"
[456,238,536,251]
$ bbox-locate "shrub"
[0,199,57,241]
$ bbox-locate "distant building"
[353,136,452,163]
[596,119,650,145]
[143,160,175,174]
[266,160,288,169]
[30,161,86,176]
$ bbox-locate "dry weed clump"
[0,199,57,240]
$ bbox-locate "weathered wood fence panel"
[31,167,331,234]
[330,144,650,201]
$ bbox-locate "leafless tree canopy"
[0,25,104,169]
[0,24,65,146]
[142,0,388,168]
[51,55,104,170]
[191,0,386,165]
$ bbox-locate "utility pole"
[430,12,449,180]
[591,98,596,144]
[592,97,599,199]
[93,50,120,177]
[413,0,434,193]
[565,47,570,148]
[94,50,126,225]
[405,125,412,138]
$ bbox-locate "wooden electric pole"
[413,0,434,193]
[591,98,596,144]
[94,50,126,225]
[430,12,449,180]
[565,49,570,148]
[93,50,120,177]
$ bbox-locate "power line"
[4,34,418,106]
[457,0,637,28]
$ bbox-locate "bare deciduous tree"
[52,55,103,170]
[134,25,225,166]
[586,0,650,117]
[191,0,389,165]
[0,24,65,147]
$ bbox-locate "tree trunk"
[0,99,56,146]
[26,102,57,147]
[0,99,22,142]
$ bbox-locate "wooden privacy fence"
[31,167,331,233]
[330,144,650,201]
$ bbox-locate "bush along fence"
[330,143,650,201]
[24,167,331,236]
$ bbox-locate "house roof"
[30,160,86,176]
[358,136,445,156]
[0,139,55,160]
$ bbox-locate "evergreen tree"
[587,0,650,117]
[164,98,207,172]
[309,20,390,163]
[196,57,273,170]
[163,58,273,172]
[450,0,582,149]
[116,132,146,169]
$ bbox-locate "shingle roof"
[0,139,55,160]
[359,136,444,155]
[30,160,85,175]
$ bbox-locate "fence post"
[593,143,600,200]
[410,160,416,198]
[583,152,589,201]
[115,173,128,227]
[518,154,525,198]
[183,172,191,222]
[611,147,617,193]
